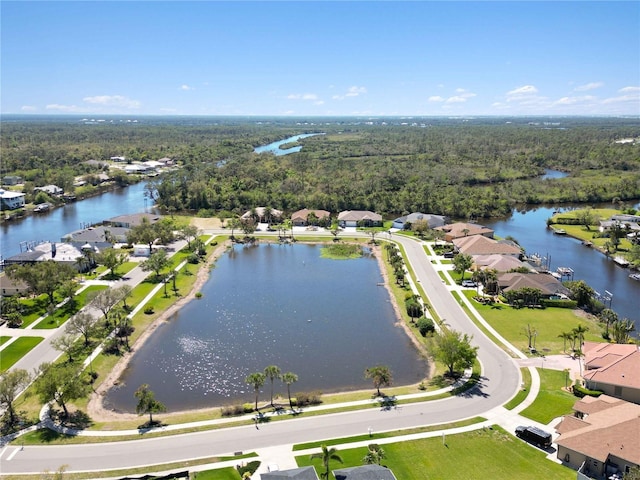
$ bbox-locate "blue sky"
[2,1,639,116]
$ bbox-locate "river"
[1,182,151,260]
[484,204,639,335]
[253,133,323,155]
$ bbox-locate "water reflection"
[105,243,428,412]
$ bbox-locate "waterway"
[484,204,639,334]
[253,133,323,156]
[1,182,151,260]
[104,243,428,412]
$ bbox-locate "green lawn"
[32,285,108,330]
[0,336,11,346]
[296,426,574,480]
[462,290,602,355]
[504,367,533,410]
[0,337,44,373]
[520,368,576,424]
[192,468,241,480]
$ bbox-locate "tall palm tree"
[557,331,573,354]
[264,365,281,406]
[310,445,343,480]
[364,366,393,397]
[572,324,589,350]
[598,308,619,339]
[611,318,636,344]
[281,372,298,409]
[245,372,266,411]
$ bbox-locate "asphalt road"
[0,232,520,474]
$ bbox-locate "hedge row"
[541,299,578,309]
[573,383,604,398]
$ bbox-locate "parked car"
[515,426,552,449]
[443,251,455,258]
[461,280,477,288]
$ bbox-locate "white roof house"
[0,189,26,210]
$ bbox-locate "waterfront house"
[434,222,494,242]
[241,207,283,223]
[555,395,640,478]
[34,184,63,196]
[105,213,161,229]
[337,210,383,228]
[392,212,447,230]
[472,254,534,273]
[62,225,130,244]
[2,242,103,272]
[582,342,640,404]
[0,189,26,210]
[291,208,331,227]
[453,235,521,257]
[497,272,571,298]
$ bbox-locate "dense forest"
[2,115,639,219]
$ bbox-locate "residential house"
[555,395,640,478]
[261,467,319,480]
[62,225,130,244]
[110,156,127,162]
[392,212,447,230]
[34,184,63,196]
[582,342,640,404]
[2,176,23,186]
[124,164,154,174]
[497,272,571,298]
[453,235,522,257]
[333,465,398,480]
[337,210,382,228]
[473,254,534,273]
[0,189,26,210]
[0,274,28,297]
[434,222,494,242]
[105,213,161,229]
[157,157,174,166]
[291,209,331,227]
[2,242,105,272]
[241,207,283,223]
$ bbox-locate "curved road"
[1,233,520,475]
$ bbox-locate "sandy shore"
[87,239,429,423]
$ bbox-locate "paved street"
[0,230,529,476]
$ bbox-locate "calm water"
[1,182,151,259]
[105,243,428,412]
[484,204,639,334]
[253,133,323,156]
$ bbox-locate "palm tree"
[310,445,343,480]
[572,324,589,350]
[245,372,266,411]
[364,365,393,397]
[264,365,281,406]
[281,372,298,409]
[598,308,619,339]
[611,318,636,344]
[362,444,386,465]
[557,331,573,354]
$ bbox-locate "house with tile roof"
[472,254,534,273]
[337,210,382,228]
[453,235,522,257]
[291,209,331,227]
[392,212,447,230]
[497,272,571,298]
[582,342,640,404]
[261,467,319,480]
[554,395,640,478]
[434,222,494,242]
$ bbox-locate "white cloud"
[428,96,445,103]
[180,84,194,91]
[553,95,597,106]
[619,86,640,93]
[507,85,538,96]
[20,105,37,112]
[574,82,603,92]
[287,93,319,101]
[333,86,367,100]
[445,90,476,104]
[46,103,84,112]
[83,95,141,109]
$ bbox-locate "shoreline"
[86,238,430,424]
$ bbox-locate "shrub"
[416,317,435,336]
[293,391,323,406]
[143,306,154,314]
[573,381,603,398]
[237,461,261,478]
[221,405,245,417]
[195,292,203,298]
[187,253,200,264]
[541,299,578,309]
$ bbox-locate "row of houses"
[239,207,386,228]
[262,464,397,480]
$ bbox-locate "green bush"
[573,382,603,398]
[237,460,261,478]
[417,317,435,336]
[541,299,578,309]
[143,306,154,314]
[294,391,323,406]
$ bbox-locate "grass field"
[504,367,533,410]
[519,368,576,424]
[296,426,574,480]
[0,337,44,373]
[0,336,10,346]
[461,290,602,355]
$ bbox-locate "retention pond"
[105,243,428,412]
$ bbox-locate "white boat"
[613,256,630,268]
[629,273,640,281]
